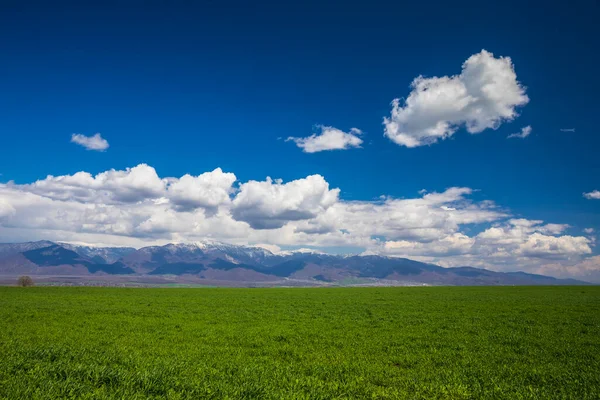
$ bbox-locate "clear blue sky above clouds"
[0,0,599,279]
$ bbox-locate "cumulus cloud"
[383,233,475,257]
[540,223,570,235]
[167,168,237,211]
[11,165,239,212]
[231,175,340,229]
[286,126,363,153]
[303,187,505,244]
[507,125,532,139]
[384,50,529,147]
[517,233,591,258]
[0,197,16,219]
[0,164,595,280]
[474,219,591,259]
[376,217,592,275]
[583,190,600,200]
[71,133,110,151]
[536,256,600,283]
[16,164,166,204]
[584,228,595,234]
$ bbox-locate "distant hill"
[0,241,589,286]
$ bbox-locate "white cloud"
[583,190,600,200]
[539,223,570,235]
[231,175,340,229]
[507,125,532,139]
[560,128,575,133]
[0,164,595,281]
[0,197,16,219]
[474,220,591,259]
[584,228,595,234]
[71,133,110,151]
[536,256,600,283]
[517,233,591,258]
[167,168,237,211]
[303,187,505,244]
[384,50,529,147]
[383,233,475,257]
[11,165,240,212]
[287,126,363,153]
[16,164,166,204]
[377,220,590,262]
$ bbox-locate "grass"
[0,286,599,399]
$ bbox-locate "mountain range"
[0,240,589,286]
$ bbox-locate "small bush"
[17,276,34,287]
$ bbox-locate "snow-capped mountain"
[0,240,590,286]
[0,240,55,256]
[58,243,136,264]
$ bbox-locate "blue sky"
[0,0,599,280]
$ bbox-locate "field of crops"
[0,286,599,399]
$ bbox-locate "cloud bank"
[0,163,595,280]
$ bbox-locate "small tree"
[17,276,34,287]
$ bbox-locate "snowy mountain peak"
[0,240,56,256]
[58,243,136,263]
[187,240,275,257]
[0,240,590,286]
[277,248,326,256]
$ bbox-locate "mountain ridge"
[0,241,590,286]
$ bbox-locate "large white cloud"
[384,50,529,147]
[11,165,238,212]
[294,187,505,244]
[231,175,340,229]
[518,233,591,258]
[16,164,166,204]
[0,164,596,281]
[167,168,237,211]
[472,219,591,260]
[287,126,363,153]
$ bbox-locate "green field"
[1,287,599,399]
